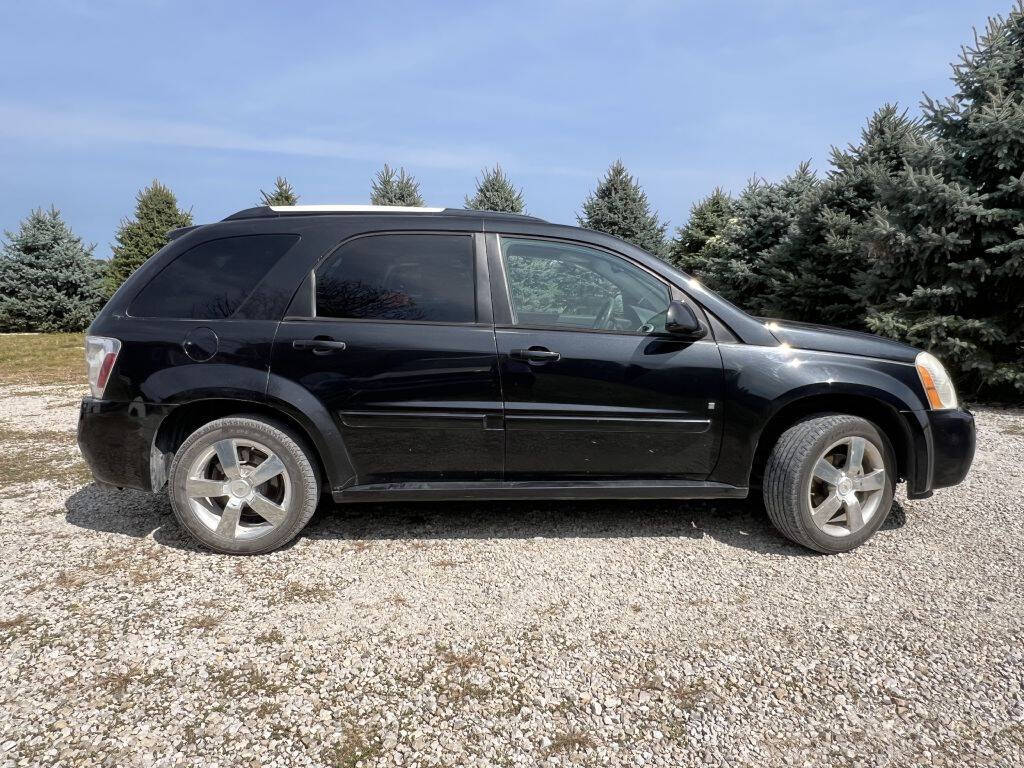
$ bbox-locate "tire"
[168,415,320,554]
[763,414,895,553]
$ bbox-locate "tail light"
[85,335,121,398]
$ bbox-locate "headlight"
[915,351,958,410]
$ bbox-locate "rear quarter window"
[128,234,300,319]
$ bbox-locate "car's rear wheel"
[168,416,319,554]
[763,414,894,553]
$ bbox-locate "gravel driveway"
[1,382,1022,768]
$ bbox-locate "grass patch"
[546,730,597,755]
[208,661,288,697]
[441,679,491,703]
[52,570,91,589]
[321,733,380,768]
[0,424,89,489]
[255,628,285,645]
[0,613,39,640]
[269,581,333,605]
[0,333,85,386]
[183,614,222,631]
[439,648,483,672]
[671,681,709,709]
[96,665,167,697]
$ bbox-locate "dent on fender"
[723,344,926,411]
[135,364,268,405]
[709,343,930,489]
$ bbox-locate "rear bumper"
[77,398,173,492]
[902,407,976,499]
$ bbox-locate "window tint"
[501,238,670,333]
[130,234,299,319]
[315,234,475,323]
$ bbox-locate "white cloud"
[0,103,501,171]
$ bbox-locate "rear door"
[489,234,724,480]
[271,232,503,485]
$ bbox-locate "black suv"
[78,205,976,555]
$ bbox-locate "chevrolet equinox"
[77,205,976,554]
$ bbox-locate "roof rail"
[271,204,445,213]
[222,205,547,223]
[223,204,442,221]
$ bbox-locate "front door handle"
[510,347,560,363]
[293,338,347,355]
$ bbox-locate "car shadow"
[64,483,907,557]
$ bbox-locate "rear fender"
[265,373,358,491]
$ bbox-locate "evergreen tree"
[259,176,299,206]
[666,188,733,272]
[370,165,425,206]
[768,106,923,328]
[0,207,105,332]
[863,3,1024,397]
[464,165,525,213]
[685,163,817,315]
[578,160,667,254]
[106,180,192,297]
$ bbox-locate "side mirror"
[665,300,705,337]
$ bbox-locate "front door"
[490,235,724,480]
[272,232,502,485]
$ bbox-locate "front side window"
[500,237,671,333]
[315,234,475,323]
[129,234,299,319]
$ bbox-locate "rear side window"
[129,234,299,319]
[315,234,475,323]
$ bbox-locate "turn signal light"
[915,352,958,410]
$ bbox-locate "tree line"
[1,2,1022,399]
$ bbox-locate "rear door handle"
[510,347,560,363]
[293,338,347,355]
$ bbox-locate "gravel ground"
[1,383,1022,768]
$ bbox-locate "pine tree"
[768,106,923,328]
[259,176,299,206]
[464,165,525,213]
[370,165,425,206]
[684,163,817,315]
[0,207,106,332]
[666,188,733,272]
[106,180,192,297]
[578,160,667,254]
[863,3,1024,397]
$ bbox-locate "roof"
[222,205,546,223]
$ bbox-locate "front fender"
[713,344,929,488]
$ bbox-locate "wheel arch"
[748,392,914,492]
[152,395,354,494]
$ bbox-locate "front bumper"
[77,398,173,492]
[902,407,976,499]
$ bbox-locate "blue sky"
[0,0,1002,258]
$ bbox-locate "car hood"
[760,318,919,363]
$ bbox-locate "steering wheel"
[592,295,617,330]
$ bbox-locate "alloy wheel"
[806,436,886,537]
[184,438,292,540]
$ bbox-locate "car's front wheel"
[763,414,894,553]
[168,415,320,554]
